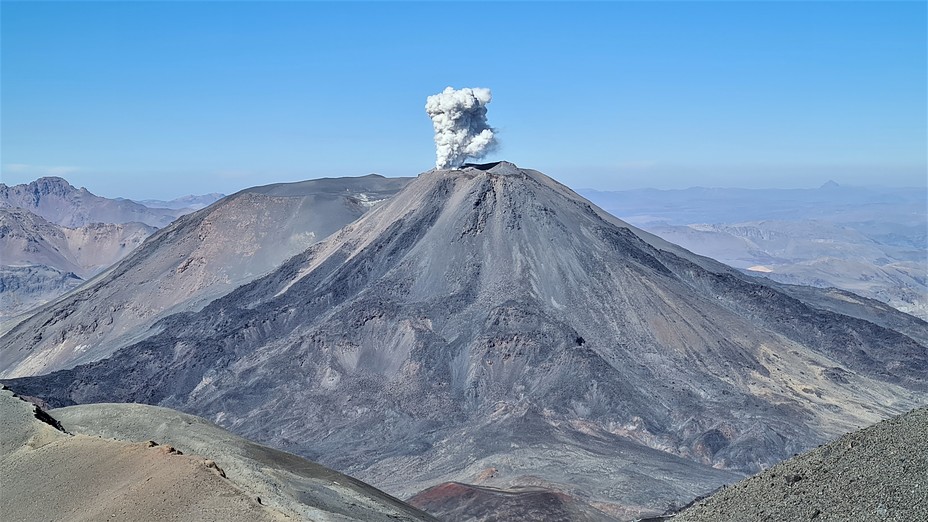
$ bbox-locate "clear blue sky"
[3,1,926,199]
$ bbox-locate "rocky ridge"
[673,406,927,522]
[0,177,184,228]
[0,386,436,521]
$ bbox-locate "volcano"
[4,162,926,519]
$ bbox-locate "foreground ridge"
[0,386,436,522]
[673,406,928,521]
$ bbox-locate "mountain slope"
[673,406,928,522]
[638,220,927,320]
[5,162,926,519]
[0,208,155,278]
[0,174,411,377]
[0,265,84,320]
[1,386,435,521]
[0,386,288,522]
[0,177,184,228]
[0,207,155,317]
[581,185,928,320]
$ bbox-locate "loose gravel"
[673,406,927,522]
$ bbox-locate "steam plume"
[425,87,497,169]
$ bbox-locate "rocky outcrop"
[673,406,928,522]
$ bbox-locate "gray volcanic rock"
[0,177,185,228]
[4,163,927,519]
[673,406,928,522]
[408,482,617,521]
[771,283,928,344]
[0,174,410,377]
[1,386,434,522]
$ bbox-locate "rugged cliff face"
[5,162,926,519]
[0,207,155,278]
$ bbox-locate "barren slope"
[0,174,410,377]
[5,163,926,519]
[0,387,287,522]
[0,265,83,320]
[674,406,928,522]
[1,386,434,522]
[0,208,155,317]
[0,208,155,278]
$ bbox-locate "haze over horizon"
[2,1,925,200]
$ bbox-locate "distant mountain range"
[0,208,155,317]
[0,177,225,319]
[0,177,185,228]
[131,193,226,210]
[581,183,927,320]
[5,162,925,520]
[0,207,155,278]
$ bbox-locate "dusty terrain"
[409,482,621,521]
[51,401,437,522]
[1,386,435,521]
[0,386,287,522]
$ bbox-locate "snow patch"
[355,193,388,208]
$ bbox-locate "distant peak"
[27,176,79,197]
[820,180,840,189]
[30,176,73,188]
[33,176,72,185]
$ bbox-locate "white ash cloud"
[425,87,497,169]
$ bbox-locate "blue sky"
[3,1,926,199]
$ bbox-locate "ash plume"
[425,87,497,169]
